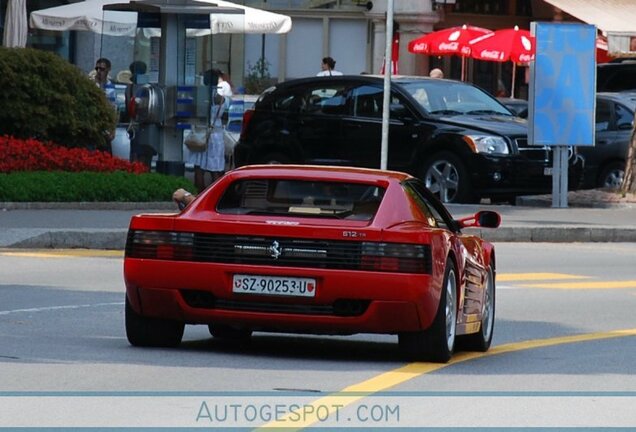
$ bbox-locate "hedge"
[0,171,195,202]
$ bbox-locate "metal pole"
[380,0,394,171]
[552,145,569,208]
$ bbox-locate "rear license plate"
[232,274,316,297]
[544,167,553,176]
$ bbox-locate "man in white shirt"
[317,57,343,76]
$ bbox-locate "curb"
[0,202,175,211]
[469,227,636,243]
[516,196,636,209]
[7,230,128,250]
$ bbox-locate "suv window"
[596,99,611,132]
[597,63,636,92]
[604,70,636,92]
[352,85,383,118]
[616,103,634,129]
[272,91,304,114]
[302,85,348,115]
[400,80,511,116]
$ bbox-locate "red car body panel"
[124,165,496,336]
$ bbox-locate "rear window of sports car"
[217,179,385,220]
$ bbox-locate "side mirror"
[390,103,408,117]
[457,210,501,229]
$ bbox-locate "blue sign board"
[529,23,596,147]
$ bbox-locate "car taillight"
[125,230,194,260]
[360,242,431,274]
[239,109,254,141]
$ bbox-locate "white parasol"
[29,0,292,36]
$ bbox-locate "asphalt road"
[1,243,635,428]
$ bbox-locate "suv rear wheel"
[422,151,477,203]
[598,161,624,189]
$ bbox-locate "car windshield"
[401,80,513,116]
[217,179,385,221]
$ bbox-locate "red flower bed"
[0,135,148,174]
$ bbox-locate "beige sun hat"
[116,70,133,84]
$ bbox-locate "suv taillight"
[240,109,255,141]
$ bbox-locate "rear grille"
[196,235,363,269]
[181,290,369,317]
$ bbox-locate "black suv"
[597,59,636,93]
[234,75,583,203]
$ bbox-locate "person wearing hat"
[188,69,233,191]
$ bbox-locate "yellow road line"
[257,328,636,430]
[497,273,588,282]
[0,249,123,258]
[519,280,636,290]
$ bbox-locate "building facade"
[3,0,608,97]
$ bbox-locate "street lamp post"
[380,0,393,171]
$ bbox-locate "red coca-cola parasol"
[596,36,615,64]
[467,26,535,97]
[408,24,492,80]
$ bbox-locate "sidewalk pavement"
[1,199,636,250]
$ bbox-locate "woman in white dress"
[190,69,233,191]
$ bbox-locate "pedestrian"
[90,57,116,153]
[429,68,444,79]
[189,69,233,191]
[92,57,113,89]
[129,60,147,84]
[126,61,155,167]
[317,57,343,76]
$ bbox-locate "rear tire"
[597,161,624,190]
[457,264,495,352]
[421,151,477,203]
[399,259,458,363]
[125,296,184,347]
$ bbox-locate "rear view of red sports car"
[124,165,500,362]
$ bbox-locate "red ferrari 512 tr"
[124,165,500,362]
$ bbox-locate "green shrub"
[244,58,273,95]
[0,48,117,151]
[0,171,195,202]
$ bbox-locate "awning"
[29,0,292,36]
[541,0,636,54]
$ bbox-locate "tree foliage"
[244,57,272,95]
[0,48,117,151]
